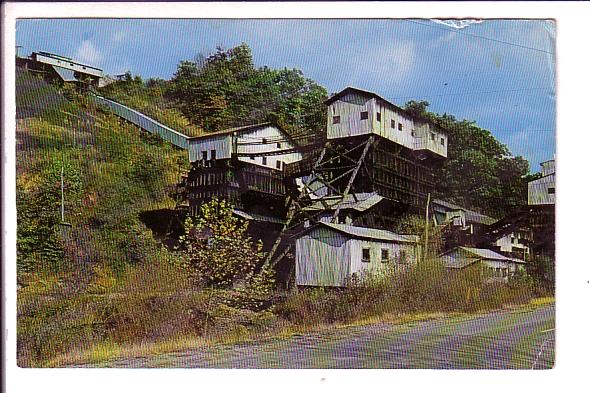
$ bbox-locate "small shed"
[440,247,527,282]
[295,222,421,287]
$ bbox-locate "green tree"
[181,198,265,287]
[404,101,531,216]
[166,43,327,144]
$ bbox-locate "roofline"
[324,86,407,113]
[318,222,419,243]
[456,247,527,264]
[33,51,104,73]
[324,86,446,133]
[185,122,273,141]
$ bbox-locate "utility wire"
[405,19,555,55]
[389,87,552,101]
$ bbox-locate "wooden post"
[424,192,431,262]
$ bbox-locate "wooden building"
[440,247,527,282]
[181,123,303,219]
[528,159,555,206]
[295,222,420,287]
[16,51,105,88]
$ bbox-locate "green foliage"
[405,101,531,216]
[167,43,327,144]
[181,198,266,287]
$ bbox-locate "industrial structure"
[16,51,108,88]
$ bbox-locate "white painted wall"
[187,134,232,162]
[34,53,104,78]
[326,92,447,158]
[296,226,420,287]
[236,125,302,170]
[187,125,302,169]
[528,173,555,205]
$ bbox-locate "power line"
[405,19,555,55]
[389,87,553,101]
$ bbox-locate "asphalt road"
[91,304,555,369]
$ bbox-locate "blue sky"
[15,18,555,171]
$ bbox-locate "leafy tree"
[181,198,265,287]
[166,43,328,144]
[404,100,531,216]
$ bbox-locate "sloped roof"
[319,222,420,243]
[186,123,272,141]
[233,209,284,224]
[432,199,497,226]
[324,86,406,113]
[441,247,526,268]
[303,192,384,212]
[460,247,526,263]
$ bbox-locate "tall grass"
[275,258,541,327]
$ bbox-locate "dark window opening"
[548,187,555,194]
[398,123,403,131]
[360,111,369,120]
[262,138,268,144]
[431,133,436,141]
[381,249,389,263]
[276,160,282,170]
[201,151,207,161]
[250,155,255,160]
[441,138,445,146]
[362,248,371,263]
[376,112,381,122]
[391,119,396,128]
[262,156,267,165]
[277,142,282,148]
[210,149,216,161]
[333,115,341,124]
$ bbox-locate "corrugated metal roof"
[233,209,284,224]
[52,65,77,82]
[303,192,384,212]
[459,247,526,263]
[324,87,407,114]
[432,198,497,225]
[186,123,272,140]
[319,222,420,243]
[441,247,526,264]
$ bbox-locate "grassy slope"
[97,80,204,137]
[16,67,193,366]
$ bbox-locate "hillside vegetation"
[15,44,547,367]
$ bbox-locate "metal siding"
[236,126,302,170]
[91,95,190,149]
[295,227,350,287]
[35,53,104,78]
[327,93,374,140]
[188,135,232,162]
[528,174,555,205]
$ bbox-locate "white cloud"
[74,40,103,64]
[432,19,483,29]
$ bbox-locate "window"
[495,267,501,277]
[250,155,255,160]
[548,187,555,194]
[210,149,216,161]
[360,111,369,120]
[333,115,341,124]
[398,250,407,264]
[262,156,267,165]
[391,119,396,128]
[430,133,436,141]
[276,160,282,170]
[398,123,403,131]
[411,131,415,137]
[362,248,371,263]
[277,142,282,148]
[262,138,268,144]
[376,112,381,122]
[441,138,445,146]
[381,249,389,263]
[201,151,207,161]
